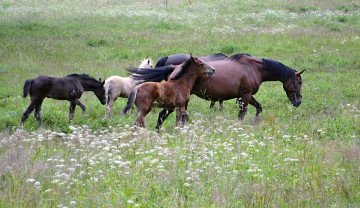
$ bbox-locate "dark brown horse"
[20,74,106,129]
[122,54,215,129]
[155,53,228,109]
[130,53,305,130]
[155,53,227,67]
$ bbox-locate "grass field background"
[0,0,359,207]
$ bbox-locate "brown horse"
[155,53,228,109]
[156,53,305,129]
[130,53,305,130]
[122,54,215,129]
[20,74,106,129]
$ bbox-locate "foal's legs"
[249,96,262,124]
[156,109,174,130]
[34,101,44,129]
[175,107,188,127]
[76,100,86,117]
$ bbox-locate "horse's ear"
[99,78,102,82]
[102,81,105,85]
[296,70,305,75]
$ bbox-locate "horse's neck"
[78,79,97,91]
[177,70,197,89]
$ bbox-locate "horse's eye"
[298,82,302,85]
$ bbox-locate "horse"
[129,53,305,130]
[121,54,215,129]
[104,58,153,117]
[155,53,227,67]
[20,73,106,129]
[155,53,228,109]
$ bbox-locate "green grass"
[0,0,359,207]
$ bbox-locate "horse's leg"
[175,107,187,127]
[135,109,147,128]
[182,110,190,126]
[237,94,251,121]
[249,96,262,124]
[209,101,215,109]
[20,101,38,128]
[34,101,44,129]
[105,96,117,118]
[219,100,223,110]
[76,100,86,117]
[69,100,77,122]
[156,109,174,130]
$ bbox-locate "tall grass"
[0,0,359,207]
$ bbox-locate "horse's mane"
[229,53,252,61]
[127,66,175,83]
[67,73,98,81]
[170,58,192,80]
[262,58,296,81]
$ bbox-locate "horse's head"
[283,70,305,107]
[190,53,215,77]
[94,80,106,105]
[139,58,153,69]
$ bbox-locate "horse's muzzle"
[292,100,301,107]
[206,69,215,76]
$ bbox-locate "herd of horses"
[20,53,304,130]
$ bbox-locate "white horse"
[104,59,153,117]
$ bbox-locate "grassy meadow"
[0,0,359,207]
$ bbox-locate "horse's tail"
[127,65,175,83]
[22,79,33,98]
[155,56,168,67]
[104,80,111,104]
[122,88,138,116]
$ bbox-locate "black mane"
[262,59,296,81]
[67,73,99,82]
[170,58,193,80]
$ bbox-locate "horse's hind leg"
[69,100,77,122]
[20,101,38,128]
[76,100,86,117]
[249,96,262,124]
[105,96,117,118]
[34,101,44,129]
[156,109,174,130]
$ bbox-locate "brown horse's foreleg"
[76,100,86,117]
[249,96,262,124]
[181,110,190,126]
[34,102,44,129]
[156,109,174,130]
[175,107,188,127]
[20,101,38,128]
[69,100,77,122]
[237,94,251,121]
